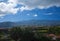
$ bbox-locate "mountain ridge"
[0,20,60,28]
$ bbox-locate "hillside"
[0,20,60,28]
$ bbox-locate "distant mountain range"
[0,22,16,28]
[0,20,60,28]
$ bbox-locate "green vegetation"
[0,26,60,41]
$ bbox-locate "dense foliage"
[0,26,60,41]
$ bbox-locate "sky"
[0,0,60,22]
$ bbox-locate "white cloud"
[33,14,38,17]
[44,13,53,15]
[20,6,34,11]
[27,14,30,16]
[0,0,60,17]
[0,0,19,17]
[0,14,6,18]
[0,14,5,17]
[18,0,60,9]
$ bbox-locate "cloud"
[20,6,34,11]
[0,14,6,19]
[0,0,60,17]
[44,13,53,15]
[27,14,30,16]
[18,0,60,9]
[0,0,19,17]
[33,14,38,17]
[0,14,5,17]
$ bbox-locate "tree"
[48,26,60,35]
[10,27,23,41]
[20,27,34,41]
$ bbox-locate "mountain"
[0,20,60,28]
[0,22,16,28]
[17,20,60,26]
